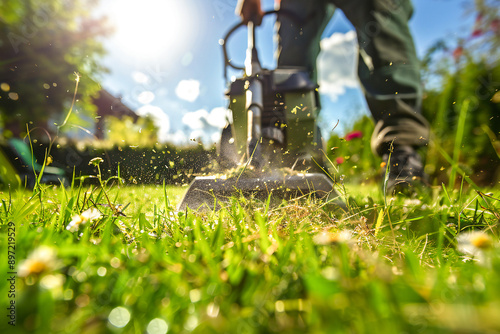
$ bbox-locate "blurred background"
[0,0,499,187]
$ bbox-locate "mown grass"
[0,179,499,334]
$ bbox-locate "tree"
[0,0,110,139]
[419,1,500,186]
[105,116,159,147]
[471,0,500,57]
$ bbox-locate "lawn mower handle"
[221,9,305,167]
[221,9,303,80]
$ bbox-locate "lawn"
[1,179,500,334]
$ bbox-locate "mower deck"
[178,172,338,211]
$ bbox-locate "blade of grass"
[57,72,80,129]
[449,99,470,189]
[433,142,479,191]
[374,208,385,237]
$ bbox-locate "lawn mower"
[178,11,340,211]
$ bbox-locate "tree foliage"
[325,1,500,186]
[105,116,159,147]
[472,0,500,56]
[419,1,500,186]
[0,0,110,138]
[422,58,500,185]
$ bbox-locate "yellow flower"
[470,233,493,249]
[19,246,59,277]
[67,208,102,232]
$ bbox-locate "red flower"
[453,46,463,62]
[471,28,483,37]
[491,18,500,34]
[344,130,363,141]
[336,157,345,165]
[471,13,484,38]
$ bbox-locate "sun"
[108,0,193,61]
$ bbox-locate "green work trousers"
[276,0,430,155]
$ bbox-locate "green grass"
[0,180,500,334]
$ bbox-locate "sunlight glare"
[109,0,192,61]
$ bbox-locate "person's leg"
[276,0,334,83]
[275,0,334,170]
[332,0,429,155]
[333,0,429,192]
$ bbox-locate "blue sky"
[96,0,474,145]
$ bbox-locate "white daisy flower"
[457,231,494,263]
[404,199,422,207]
[313,229,354,245]
[66,208,102,232]
[19,246,60,277]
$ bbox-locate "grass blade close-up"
[1,178,500,333]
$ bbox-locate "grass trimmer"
[178,11,340,211]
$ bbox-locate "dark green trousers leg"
[333,0,429,155]
[276,0,334,83]
[278,0,430,156]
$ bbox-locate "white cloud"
[182,109,209,129]
[178,107,229,147]
[175,79,200,102]
[131,71,149,84]
[136,105,170,142]
[211,131,221,144]
[137,91,155,104]
[188,130,204,141]
[206,107,228,129]
[163,129,188,146]
[189,130,218,149]
[318,30,359,101]
[182,107,228,130]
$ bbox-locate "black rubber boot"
[382,145,427,196]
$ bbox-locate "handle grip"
[221,10,303,79]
